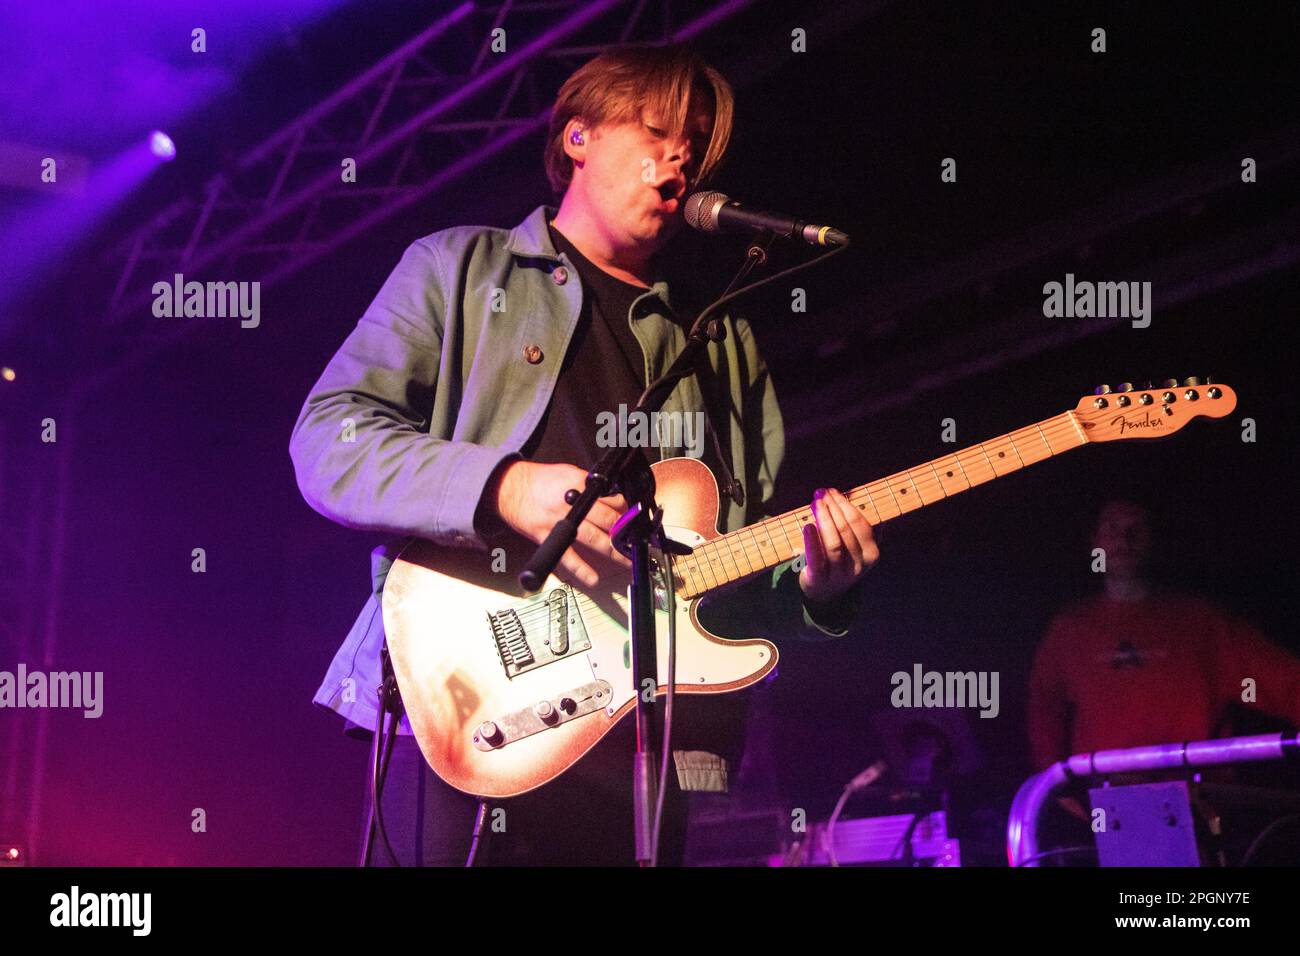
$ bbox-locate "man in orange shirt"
[1028,499,1300,771]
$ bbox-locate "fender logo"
[1111,411,1164,434]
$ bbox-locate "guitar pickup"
[487,587,592,679]
[472,680,613,751]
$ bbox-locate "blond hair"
[544,43,734,198]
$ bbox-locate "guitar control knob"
[1117,382,1134,392]
[1094,384,1112,395]
[1139,393,1154,405]
[476,721,504,747]
[1162,391,1177,403]
[559,696,577,715]
[534,700,558,724]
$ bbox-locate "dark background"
[2,1,1297,864]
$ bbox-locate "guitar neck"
[673,410,1089,599]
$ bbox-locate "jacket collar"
[506,203,675,312]
[504,204,561,259]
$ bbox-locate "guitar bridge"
[486,586,591,679]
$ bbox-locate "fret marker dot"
[998,452,1005,458]
[946,471,953,477]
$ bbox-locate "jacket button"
[551,266,568,285]
[524,345,544,364]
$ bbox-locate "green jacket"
[289,204,859,786]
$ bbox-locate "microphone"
[684,190,850,248]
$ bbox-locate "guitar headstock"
[1074,378,1237,443]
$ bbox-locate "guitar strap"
[693,355,745,510]
[707,410,745,509]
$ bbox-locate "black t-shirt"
[526,222,730,487]
[524,223,660,466]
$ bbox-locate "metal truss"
[97,0,756,355]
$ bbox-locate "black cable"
[465,800,489,867]
[361,710,385,866]
[1240,813,1300,866]
[362,644,404,867]
[1015,845,1098,867]
[360,728,379,868]
[649,543,678,867]
[635,243,849,410]
[368,705,402,866]
[894,811,923,865]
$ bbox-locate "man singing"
[290,43,876,865]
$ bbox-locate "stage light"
[149,130,176,161]
[1,367,14,382]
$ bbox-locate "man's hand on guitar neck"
[477,463,878,610]
[482,459,632,590]
[798,487,879,610]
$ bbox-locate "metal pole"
[1007,732,1300,866]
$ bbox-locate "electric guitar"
[382,379,1237,797]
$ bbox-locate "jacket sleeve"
[288,238,515,548]
[694,315,867,643]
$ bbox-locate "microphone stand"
[518,230,778,865]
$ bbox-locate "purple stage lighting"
[149,130,176,161]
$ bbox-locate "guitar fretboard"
[672,410,1088,599]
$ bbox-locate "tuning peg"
[1116,382,1134,392]
[1183,376,1201,386]
[1161,378,1179,388]
[1094,384,1112,395]
[1142,380,1153,390]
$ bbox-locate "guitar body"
[382,456,778,799]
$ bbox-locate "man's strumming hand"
[486,460,631,589]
